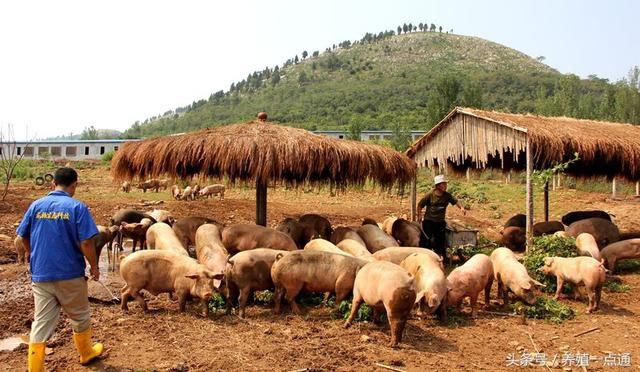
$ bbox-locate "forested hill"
[123,29,640,139]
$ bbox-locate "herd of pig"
[119,179,225,201]
[12,208,640,347]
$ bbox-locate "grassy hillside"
[123,31,639,138]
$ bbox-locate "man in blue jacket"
[17,167,103,371]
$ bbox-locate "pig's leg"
[586,287,597,313]
[283,284,302,314]
[470,293,479,318]
[238,288,251,318]
[344,290,363,328]
[127,287,147,312]
[437,302,447,323]
[335,276,352,303]
[225,282,239,315]
[595,283,603,311]
[273,286,284,314]
[121,285,131,311]
[554,277,565,300]
[387,310,407,348]
[484,277,493,309]
[177,291,189,312]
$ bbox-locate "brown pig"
[391,219,422,248]
[539,256,606,313]
[373,247,443,268]
[381,216,398,236]
[199,184,225,200]
[330,226,356,245]
[14,235,29,265]
[533,221,565,236]
[357,224,399,253]
[575,233,602,261]
[119,250,222,316]
[120,218,154,252]
[271,250,368,314]
[173,216,223,249]
[146,222,188,255]
[490,247,545,305]
[94,225,119,264]
[600,238,640,272]
[303,238,352,256]
[225,248,288,317]
[566,217,620,248]
[137,179,160,193]
[344,261,416,347]
[298,213,333,241]
[194,224,228,289]
[222,224,297,254]
[446,253,494,318]
[400,253,447,320]
[500,226,526,251]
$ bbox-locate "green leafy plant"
[337,300,373,321]
[523,235,577,294]
[603,280,631,293]
[101,150,115,163]
[208,292,227,313]
[510,298,575,324]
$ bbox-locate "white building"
[0,139,141,161]
[314,130,426,141]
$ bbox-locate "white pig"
[575,233,602,260]
[490,247,545,305]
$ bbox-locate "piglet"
[446,253,494,318]
[539,256,606,313]
[344,261,416,347]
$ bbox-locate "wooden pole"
[636,181,639,197]
[525,137,534,252]
[256,180,267,226]
[410,174,417,222]
[466,167,470,181]
[612,177,617,199]
[543,181,549,222]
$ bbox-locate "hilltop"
[123,30,639,140]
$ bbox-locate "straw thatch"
[407,107,640,180]
[111,119,416,188]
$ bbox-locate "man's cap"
[434,174,447,185]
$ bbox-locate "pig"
[147,209,174,226]
[500,226,526,252]
[336,231,375,260]
[362,218,378,226]
[120,181,131,193]
[192,184,200,200]
[170,185,181,200]
[225,248,288,317]
[400,253,447,320]
[533,221,565,236]
[357,224,399,253]
[158,178,170,191]
[373,247,443,269]
[391,218,423,248]
[172,216,223,249]
[195,224,228,289]
[137,179,161,193]
[110,209,156,226]
[344,261,416,347]
[146,222,188,255]
[303,238,353,257]
[539,256,606,313]
[562,210,612,226]
[94,225,119,264]
[381,216,398,236]
[298,214,333,241]
[490,247,545,305]
[330,226,356,245]
[120,218,154,252]
[504,213,526,228]
[575,233,602,261]
[119,250,222,316]
[222,224,297,254]
[199,184,225,200]
[14,235,29,265]
[276,218,306,249]
[271,250,368,314]
[446,253,494,318]
[566,217,620,248]
[600,238,640,272]
[181,186,195,201]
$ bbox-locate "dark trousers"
[421,220,447,258]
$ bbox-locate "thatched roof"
[407,107,640,180]
[111,119,416,187]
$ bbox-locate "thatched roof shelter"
[111,115,415,225]
[407,107,640,180]
[406,107,640,249]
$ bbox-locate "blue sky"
[0,0,638,139]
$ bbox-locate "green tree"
[462,79,483,108]
[426,74,462,127]
[312,50,319,58]
[389,122,412,151]
[408,23,413,32]
[439,26,442,33]
[302,50,308,60]
[430,23,436,31]
[270,69,281,86]
[419,22,424,32]
[397,26,402,35]
[402,23,408,34]
[80,125,98,140]
[346,119,363,141]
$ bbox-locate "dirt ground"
[1,165,639,371]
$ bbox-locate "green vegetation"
[603,280,631,293]
[615,259,640,273]
[101,150,115,164]
[122,28,640,139]
[510,298,575,324]
[523,235,577,294]
[336,299,373,322]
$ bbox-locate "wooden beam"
[410,175,417,222]
[525,137,534,252]
[256,181,267,226]
[543,181,549,222]
[612,177,617,199]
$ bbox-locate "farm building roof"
[407,107,640,180]
[111,118,415,188]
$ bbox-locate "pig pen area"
[1,165,640,371]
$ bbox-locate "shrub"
[101,150,115,163]
[523,235,577,294]
[510,297,575,324]
[603,280,631,293]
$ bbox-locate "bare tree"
[0,124,30,200]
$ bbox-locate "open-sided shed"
[406,107,640,247]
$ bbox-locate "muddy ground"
[0,165,639,371]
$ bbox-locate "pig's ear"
[543,257,553,266]
[185,274,200,280]
[531,279,546,288]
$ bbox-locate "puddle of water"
[0,335,28,351]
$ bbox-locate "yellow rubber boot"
[72,327,103,365]
[28,342,45,372]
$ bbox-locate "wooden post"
[557,173,561,189]
[525,138,534,252]
[552,174,556,191]
[256,180,267,226]
[612,177,617,199]
[636,181,639,197]
[543,181,549,222]
[410,175,417,222]
[466,168,470,181]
